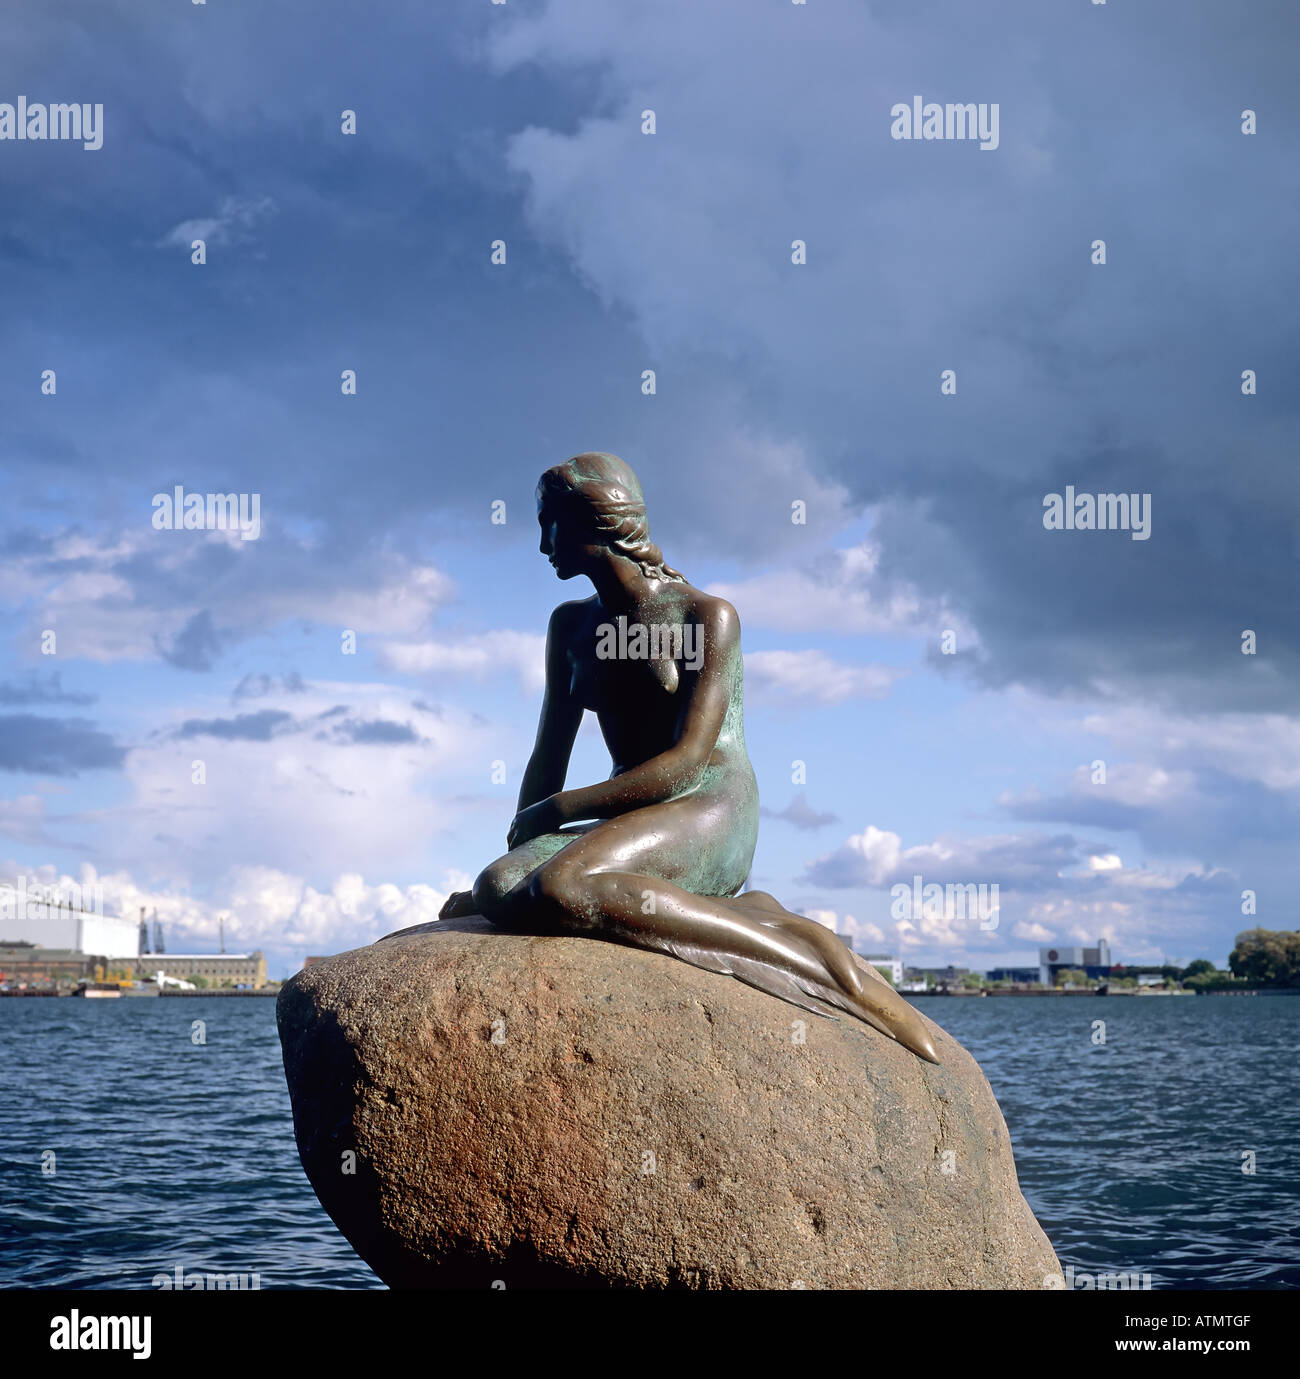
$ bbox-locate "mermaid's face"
[537,494,601,580]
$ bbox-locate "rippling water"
[922,994,1300,1290]
[0,997,379,1289]
[1,993,1295,1289]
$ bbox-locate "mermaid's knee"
[529,858,600,930]
[472,857,518,921]
[528,860,567,912]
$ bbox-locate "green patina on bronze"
[441,452,938,1062]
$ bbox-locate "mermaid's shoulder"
[547,596,598,633]
[685,587,740,644]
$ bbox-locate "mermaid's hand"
[507,796,562,849]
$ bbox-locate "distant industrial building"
[0,943,95,985]
[905,965,970,986]
[1039,940,1111,986]
[0,892,139,959]
[987,967,1041,984]
[861,954,904,985]
[135,953,267,989]
[0,887,266,989]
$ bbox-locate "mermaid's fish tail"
[622,902,941,1065]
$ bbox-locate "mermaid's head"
[536,452,684,583]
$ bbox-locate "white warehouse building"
[0,881,140,960]
[1039,939,1112,986]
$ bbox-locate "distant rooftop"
[140,952,260,960]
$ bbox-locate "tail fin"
[619,926,940,1064]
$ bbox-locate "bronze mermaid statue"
[439,452,938,1063]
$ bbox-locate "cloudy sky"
[1,0,1295,978]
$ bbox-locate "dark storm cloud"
[1006,768,1300,852]
[760,791,839,831]
[803,829,1083,891]
[0,672,95,706]
[232,671,307,700]
[310,717,427,750]
[0,0,641,553]
[156,610,223,672]
[176,709,293,741]
[896,453,1298,714]
[0,714,125,775]
[172,707,423,746]
[481,0,1300,714]
[322,718,425,746]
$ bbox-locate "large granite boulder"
[277,917,1060,1289]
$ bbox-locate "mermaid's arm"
[550,599,736,824]
[515,603,584,815]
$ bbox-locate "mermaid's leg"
[438,827,593,924]
[520,863,843,991]
[490,800,939,1063]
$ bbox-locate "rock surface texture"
[278,917,1061,1289]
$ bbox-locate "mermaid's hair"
[537,452,684,583]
